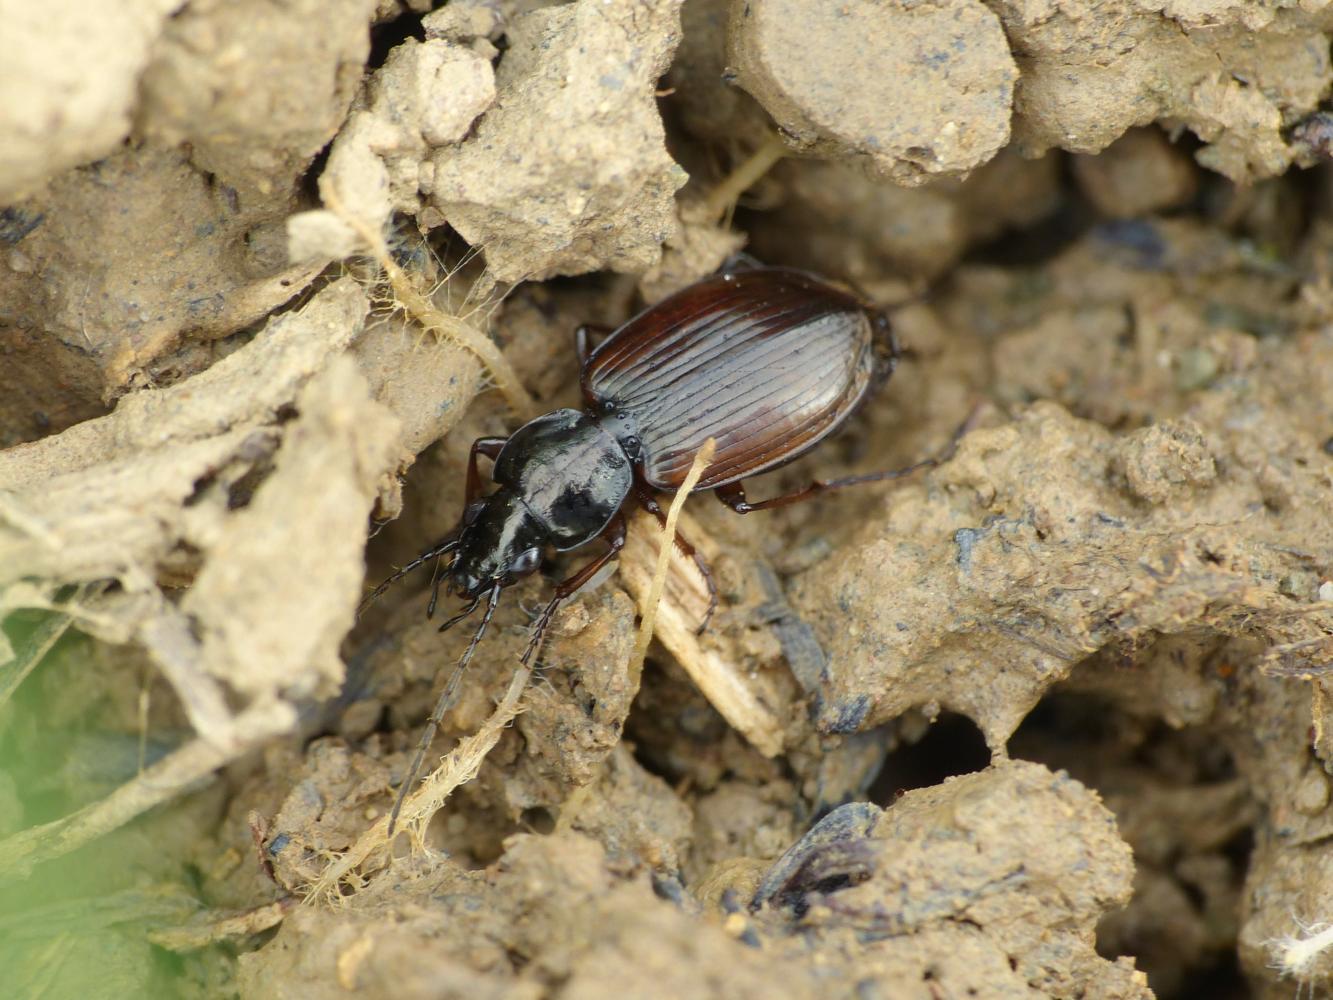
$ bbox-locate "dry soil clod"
[726,0,1018,184]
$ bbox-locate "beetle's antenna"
[389,581,503,836]
[357,535,460,619]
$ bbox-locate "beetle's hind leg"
[715,404,983,514]
[633,483,718,633]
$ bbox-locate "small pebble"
[1295,768,1330,816]
[723,912,748,937]
[1175,347,1220,391]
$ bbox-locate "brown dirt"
[4,1,1333,998]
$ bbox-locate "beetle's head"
[448,488,547,599]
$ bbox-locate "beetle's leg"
[466,436,508,506]
[634,483,718,633]
[716,479,824,514]
[436,593,481,633]
[520,513,627,665]
[716,406,982,514]
[714,455,940,513]
[575,324,614,365]
[426,561,447,620]
[867,310,901,396]
[361,434,503,621]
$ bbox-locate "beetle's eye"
[510,547,541,576]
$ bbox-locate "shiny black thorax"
[448,409,634,599]
[492,408,635,550]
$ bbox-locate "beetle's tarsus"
[437,595,481,633]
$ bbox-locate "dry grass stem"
[630,439,716,676]
[306,664,532,903]
[699,133,788,221]
[323,186,535,420]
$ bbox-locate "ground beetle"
[367,265,956,828]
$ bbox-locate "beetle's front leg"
[520,513,627,665]
[358,531,462,619]
[465,436,508,506]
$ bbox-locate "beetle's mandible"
[368,265,953,831]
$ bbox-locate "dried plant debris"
[1,279,372,592]
[0,280,405,877]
